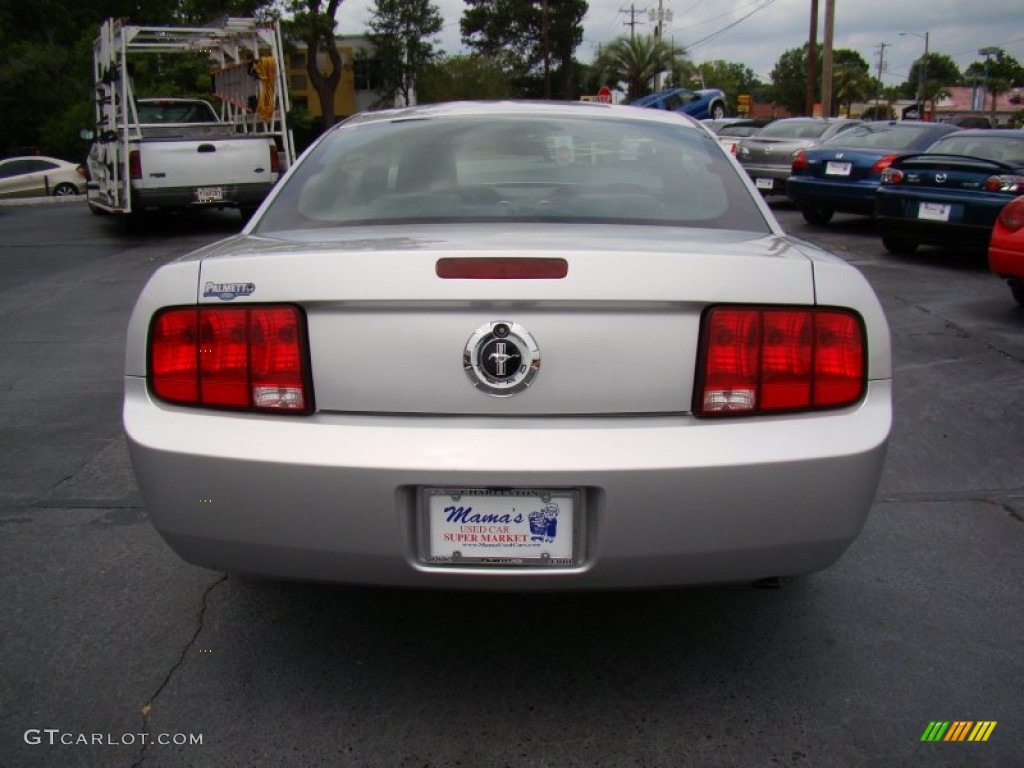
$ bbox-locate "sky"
[334,0,1024,89]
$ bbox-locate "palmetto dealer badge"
[464,321,540,396]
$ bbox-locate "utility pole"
[821,0,834,118]
[621,4,644,43]
[541,0,550,99]
[874,42,889,117]
[806,0,818,115]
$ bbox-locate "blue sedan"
[629,87,728,120]
[875,130,1024,254]
[786,121,960,225]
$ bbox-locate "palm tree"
[833,65,874,117]
[593,35,685,101]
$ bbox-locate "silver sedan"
[124,101,892,589]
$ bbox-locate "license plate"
[755,177,774,190]
[918,202,951,221]
[825,161,852,176]
[194,186,224,202]
[422,488,579,566]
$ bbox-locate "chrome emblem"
[935,173,948,183]
[464,321,540,397]
[835,152,844,159]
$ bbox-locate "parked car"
[988,196,1024,304]
[737,117,863,194]
[875,129,1024,254]
[124,101,891,590]
[786,121,961,224]
[702,118,771,155]
[629,87,728,120]
[939,114,993,129]
[0,156,86,198]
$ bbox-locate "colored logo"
[203,281,255,301]
[463,321,540,397]
[920,721,997,742]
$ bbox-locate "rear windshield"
[820,124,937,150]
[753,121,831,140]
[136,101,218,123]
[255,114,770,234]
[924,135,1024,165]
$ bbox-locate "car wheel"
[1011,283,1024,306]
[882,234,917,255]
[800,205,834,225]
[710,102,726,120]
[52,183,79,197]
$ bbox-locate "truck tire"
[882,234,917,255]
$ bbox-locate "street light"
[900,31,929,119]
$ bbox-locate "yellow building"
[285,36,386,119]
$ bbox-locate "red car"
[989,196,1024,305]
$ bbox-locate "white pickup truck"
[86,98,280,220]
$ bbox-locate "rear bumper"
[989,244,1024,280]
[786,177,877,215]
[124,377,892,590]
[132,182,271,211]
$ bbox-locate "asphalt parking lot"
[0,198,1022,767]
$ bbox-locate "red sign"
[596,87,613,104]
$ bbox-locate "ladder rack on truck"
[90,16,295,215]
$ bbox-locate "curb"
[0,195,86,208]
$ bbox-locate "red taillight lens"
[984,174,1024,193]
[791,150,808,172]
[870,153,898,174]
[436,257,568,279]
[149,305,311,413]
[997,197,1024,232]
[696,306,866,416]
[880,168,903,184]
[129,150,141,180]
[270,142,281,174]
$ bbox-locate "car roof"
[339,100,706,132]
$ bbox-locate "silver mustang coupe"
[124,101,892,589]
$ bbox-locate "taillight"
[436,257,568,279]
[791,150,808,172]
[880,167,903,184]
[129,150,141,180]
[997,197,1024,232]
[270,142,281,175]
[984,175,1024,193]
[870,153,898,174]
[149,305,312,414]
[695,306,866,416]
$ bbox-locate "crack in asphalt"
[888,294,1024,365]
[131,573,228,767]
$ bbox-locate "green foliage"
[769,44,875,115]
[367,0,443,107]
[460,0,588,99]
[280,0,346,127]
[682,60,762,104]
[0,0,275,157]
[593,35,684,101]
[416,54,515,103]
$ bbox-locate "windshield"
[925,135,1024,165]
[136,101,218,124]
[255,114,770,234]
[754,121,831,140]
[821,124,935,150]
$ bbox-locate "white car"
[124,102,892,589]
[0,156,86,198]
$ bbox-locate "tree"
[417,54,515,102]
[682,60,761,106]
[769,44,872,115]
[964,49,1024,123]
[461,0,587,99]
[367,0,442,107]
[592,35,683,101]
[833,64,874,117]
[283,0,346,129]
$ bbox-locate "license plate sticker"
[825,161,852,176]
[918,202,951,221]
[755,177,774,190]
[422,488,578,566]
[194,186,224,202]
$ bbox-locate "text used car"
[124,102,892,590]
